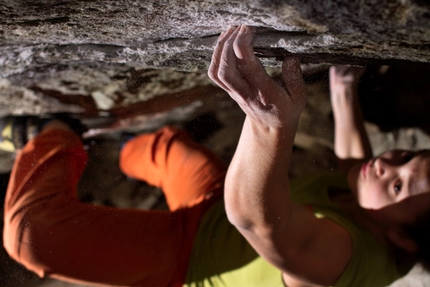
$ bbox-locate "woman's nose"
[374,158,387,177]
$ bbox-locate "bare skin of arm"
[330,66,373,172]
[209,25,352,287]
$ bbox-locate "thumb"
[282,57,306,98]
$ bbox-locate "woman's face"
[348,149,430,225]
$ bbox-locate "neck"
[329,188,417,269]
[329,187,391,245]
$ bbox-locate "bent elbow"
[225,202,256,232]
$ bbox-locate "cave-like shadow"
[358,65,430,134]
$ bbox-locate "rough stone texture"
[1,0,430,78]
[1,0,430,122]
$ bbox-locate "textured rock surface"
[1,0,430,78]
[1,0,430,120]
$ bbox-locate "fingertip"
[239,24,254,37]
[216,27,237,47]
[223,27,235,36]
[236,25,254,46]
[238,24,255,33]
[240,24,247,33]
[229,26,240,34]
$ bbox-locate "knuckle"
[217,65,233,82]
[208,65,217,80]
[223,41,234,51]
[232,38,242,52]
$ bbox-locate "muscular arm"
[330,66,373,172]
[209,26,352,286]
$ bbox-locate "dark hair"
[403,209,430,271]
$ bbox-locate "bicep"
[237,202,352,286]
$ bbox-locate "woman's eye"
[394,181,402,195]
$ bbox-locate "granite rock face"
[1,0,430,75]
[3,1,430,74]
[1,0,429,118]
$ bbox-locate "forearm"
[209,30,353,284]
[225,116,297,231]
[329,65,372,173]
[332,86,372,161]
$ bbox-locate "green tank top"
[184,172,405,287]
